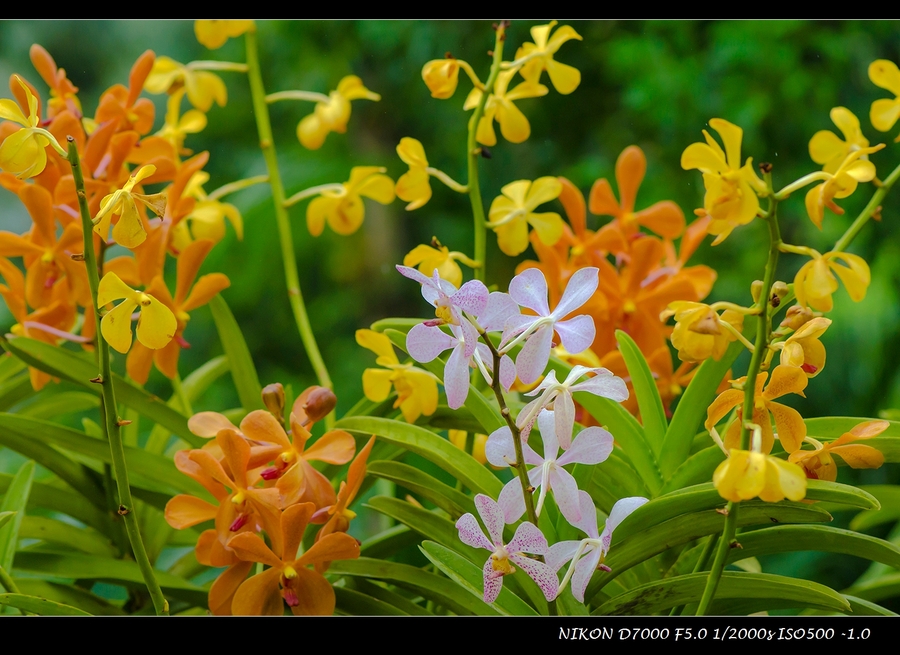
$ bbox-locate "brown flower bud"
[262,383,285,424]
[294,386,337,425]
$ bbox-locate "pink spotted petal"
[485,426,516,468]
[508,521,549,555]
[500,354,516,392]
[509,268,550,316]
[451,279,489,317]
[570,371,629,402]
[600,496,649,555]
[516,325,554,385]
[407,323,455,363]
[458,318,479,359]
[537,409,560,461]
[549,465,582,525]
[497,477,527,524]
[444,343,471,409]
[482,558,503,604]
[552,267,599,319]
[557,427,614,467]
[456,512,493,551]
[571,546,602,603]
[479,292,519,333]
[546,540,580,573]
[572,489,600,539]
[554,315,596,355]
[474,494,506,545]
[524,370,559,397]
[554,392,576,450]
[509,553,558,601]
[501,313,538,346]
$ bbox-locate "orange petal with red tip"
[764,365,808,400]
[208,561,253,616]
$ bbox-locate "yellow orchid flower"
[869,59,900,133]
[403,241,477,289]
[297,76,380,150]
[156,88,207,156]
[804,144,883,229]
[794,251,870,313]
[422,58,461,99]
[356,329,438,424]
[173,170,244,251]
[714,449,807,503]
[487,177,564,256]
[395,137,432,210]
[0,76,65,179]
[93,165,167,249]
[194,20,255,49]
[681,118,767,245]
[306,166,394,237]
[464,69,548,146]
[515,21,583,94]
[665,301,744,363]
[788,420,887,482]
[809,107,869,174]
[98,272,177,354]
[778,316,831,377]
[145,57,227,112]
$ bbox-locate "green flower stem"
[207,174,269,202]
[697,192,781,617]
[187,60,248,73]
[244,31,334,406]
[0,562,19,594]
[833,160,900,253]
[283,183,345,209]
[426,167,468,194]
[475,323,557,616]
[172,373,193,416]
[67,137,168,616]
[265,90,331,104]
[467,23,506,283]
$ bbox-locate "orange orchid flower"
[94,50,157,135]
[313,436,376,542]
[29,44,82,119]
[789,421,887,481]
[226,503,359,615]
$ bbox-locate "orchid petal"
[474,494,505,545]
[509,553,558,601]
[554,314,596,355]
[553,267,599,319]
[455,512,493,551]
[546,540,580,573]
[549,465,582,524]
[444,342,471,409]
[508,521,549,555]
[554,392,576,450]
[497,477,527,524]
[571,546,601,603]
[482,558,503,603]
[558,427,614,467]
[407,323,455,362]
[451,279,489,316]
[509,268,550,316]
[516,325,554,385]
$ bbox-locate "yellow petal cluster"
[395,137,431,210]
[297,76,380,150]
[464,70,547,146]
[356,329,438,424]
[681,118,766,245]
[306,167,394,237]
[779,316,831,377]
[403,243,475,289]
[713,449,807,503]
[804,144,883,229]
[94,165,167,249]
[0,76,58,179]
[98,272,177,354]
[666,301,744,363]
[422,59,460,99]
[516,21,583,94]
[794,251,870,313]
[869,59,900,133]
[194,20,255,50]
[788,421,887,482]
[808,107,869,174]
[145,57,227,112]
[487,177,563,256]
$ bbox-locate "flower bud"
[780,305,815,331]
[750,280,764,303]
[422,59,460,99]
[302,386,337,423]
[772,281,789,300]
[262,383,285,424]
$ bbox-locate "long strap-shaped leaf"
[367,461,475,517]
[616,331,667,455]
[336,416,502,497]
[208,294,264,412]
[1,336,196,445]
[0,461,33,574]
[593,571,851,615]
[0,593,91,616]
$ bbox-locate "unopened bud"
[750,280,764,303]
[262,383,285,424]
[780,305,815,331]
[422,59,459,99]
[772,281,789,300]
[303,386,337,423]
[759,162,773,174]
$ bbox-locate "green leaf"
[0,461,34,571]
[419,406,484,434]
[18,392,99,418]
[659,341,741,479]
[12,552,206,605]
[344,578,431,615]
[0,414,207,499]
[0,373,34,412]
[660,445,725,494]
[181,355,230,403]
[805,480,880,510]
[578,454,650,515]
[729,525,900,569]
[844,572,900,603]
[0,474,109,537]
[586,501,833,605]
[593,571,851,615]
[359,524,422,560]
[208,294,264,412]
[334,586,408,615]
[367,461,474,517]
[328,557,501,616]
[805,417,900,438]
[0,512,13,531]
[365,496,482,565]
[616,331,667,455]
[2,336,197,446]
[0,593,91,616]
[336,416,502,498]
[14,579,125,615]
[851,485,900,531]
[0,356,25,385]
[420,541,538,616]
[842,595,897,616]
[19,516,117,557]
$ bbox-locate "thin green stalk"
[833,160,900,253]
[697,192,781,617]
[244,31,334,406]
[172,373,193,416]
[467,23,507,283]
[68,138,168,615]
[670,534,719,615]
[0,562,19,594]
